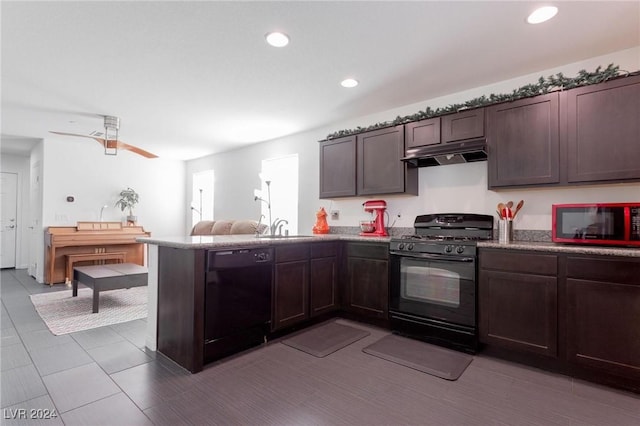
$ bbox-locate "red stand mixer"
[360,200,388,236]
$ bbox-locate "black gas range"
[389,213,493,353]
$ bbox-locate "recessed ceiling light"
[527,6,558,24]
[265,32,289,47]
[341,78,359,88]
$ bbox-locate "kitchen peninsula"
[138,233,390,373]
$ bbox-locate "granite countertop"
[138,233,391,249]
[479,240,640,257]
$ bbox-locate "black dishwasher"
[204,247,273,364]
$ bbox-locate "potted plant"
[115,187,139,225]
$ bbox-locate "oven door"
[389,251,476,327]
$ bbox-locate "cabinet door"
[566,75,640,183]
[272,260,309,330]
[357,125,416,195]
[441,108,484,142]
[310,256,338,317]
[319,136,356,198]
[405,117,440,150]
[565,256,640,380]
[345,256,389,319]
[487,93,560,188]
[479,270,558,357]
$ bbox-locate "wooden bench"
[72,263,148,313]
[65,252,127,284]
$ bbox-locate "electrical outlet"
[330,210,340,220]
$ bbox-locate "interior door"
[1,172,18,268]
[29,160,42,278]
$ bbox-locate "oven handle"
[390,251,475,263]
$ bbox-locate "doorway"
[1,172,18,268]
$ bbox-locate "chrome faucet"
[271,218,289,236]
[99,204,108,222]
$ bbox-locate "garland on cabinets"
[325,64,627,140]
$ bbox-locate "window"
[261,155,298,234]
[191,169,214,226]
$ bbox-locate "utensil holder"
[498,219,513,244]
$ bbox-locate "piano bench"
[65,252,127,284]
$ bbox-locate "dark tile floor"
[2,268,640,425]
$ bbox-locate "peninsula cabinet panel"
[479,270,558,357]
[441,108,485,142]
[565,255,640,381]
[319,136,356,198]
[566,74,640,183]
[487,93,560,188]
[357,125,417,196]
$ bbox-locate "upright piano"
[44,222,151,285]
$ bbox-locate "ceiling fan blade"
[115,140,158,159]
[49,131,95,139]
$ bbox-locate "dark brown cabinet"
[319,136,356,198]
[566,74,640,183]
[486,93,560,188]
[441,108,485,143]
[357,125,417,196]
[479,249,558,357]
[319,125,417,198]
[343,242,389,321]
[272,244,309,330]
[565,255,640,383]
[310,242,339,317]
[272,242,339,331]
[405,117,440,149]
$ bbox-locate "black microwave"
[552,203,640,247]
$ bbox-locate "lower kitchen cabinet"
[479,249,558,357]
[343,242,389,321]
[310,242,339,317]
[272,242,339,331]
[565,255,640,382]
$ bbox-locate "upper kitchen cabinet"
[566,74,640,183]
[486,93,560,188]
[319,135,357,198]
[405,117,441,149]
[441,108,485,143]
[357,125,418,196]
[405,109,484,151]
[319,125,417,198]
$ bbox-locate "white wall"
[0,153,31,268]
[188,47,640,234]
[29,138,186,282]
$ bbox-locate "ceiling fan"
[50,115,158,158]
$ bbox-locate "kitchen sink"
[255,234,316,239]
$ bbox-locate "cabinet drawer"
[479,249,557,276]
[275,244,309,263]
[566,256,640,285]
[346,242,388,260]
[310,242,338,258]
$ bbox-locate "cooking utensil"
[497,203,505,215]
[506,201,514,209]
[513,200,525,218]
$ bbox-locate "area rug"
[282,322,370,357]
[29,287,147,335]
[362,334,473,380]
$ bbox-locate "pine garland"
[326,64,627,140]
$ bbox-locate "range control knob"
[456,246,465,254]
[398,243,405,250]
[444,245,454,253]
[407,243,415,251]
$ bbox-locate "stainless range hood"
[401,138,487,167]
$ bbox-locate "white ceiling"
[2,1,639,160]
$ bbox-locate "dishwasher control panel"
[207,247,274,270]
